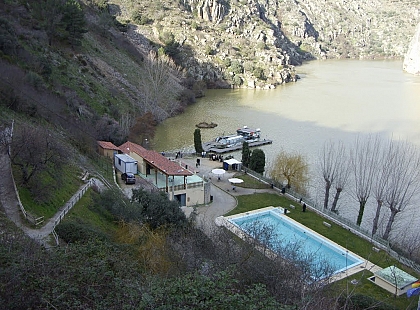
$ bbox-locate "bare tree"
[270,150,309,194]
[381,141,420,240]
[318,141,347,210]
[350,135,381,226]
[9,123,67,185]
[140,50,184,122]
[371,139,395,236]
[330,142,350,213]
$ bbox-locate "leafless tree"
[381,141,420,240]
[140,50,184,122]
[318,141,348,210]
[9,123,67,185]
[330,149,351,213]
[119,112,135,138]
[350,135,381,226]
[371,139,395,236]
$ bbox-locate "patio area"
[138,167,204,191]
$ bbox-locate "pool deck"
[217,206,383,284]
[175,156,383,284]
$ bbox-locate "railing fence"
[242,167,420,272]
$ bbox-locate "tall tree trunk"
[382,208,399,240]
[356,199,367,226]
[323,180,331,209]
[330,188,342,212]
[371,200,382,235]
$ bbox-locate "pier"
[203,139,273,154]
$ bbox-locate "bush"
[0,17,19,56]
[232,75,242,86]
[25,71,44,90]
[132,10,153,25]
[253,67,266,80]
[230,60,243,74]
[56,221,110,243]
[338,294,399,310]
[223,58,231,67]
[131,189,188,229]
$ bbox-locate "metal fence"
[243,167,390,245]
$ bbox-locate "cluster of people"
[209,154,223,162]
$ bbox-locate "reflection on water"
[153,60,420,168]
[153,60,420,235]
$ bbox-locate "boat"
[196,121,218,128]
[236,126,261,141]
[214,126,261,148]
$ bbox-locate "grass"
[232,172,271,189]
[16,164,83,220]
[224,192,419,309]
[63,189,118,235]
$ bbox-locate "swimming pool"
[228,209,364,279]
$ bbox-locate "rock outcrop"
[403,23,420,75]
[118,0,419,88]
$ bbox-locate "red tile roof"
[119,141,192,176]
[97,141,120,150]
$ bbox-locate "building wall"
[104,149,116,159]
[186,186,205,206]
[167,186,206,207]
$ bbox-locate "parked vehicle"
[122,172,136,184]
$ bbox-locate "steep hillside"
[0,0,418,151]
[111,0,419,88]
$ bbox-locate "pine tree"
[61,0,88,46]
[194,129,204,154]
[241,141,251,167]
[249,149,265,174]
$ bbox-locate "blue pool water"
[230,210,363,278]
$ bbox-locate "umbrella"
[211,169,226,175]
[211,168,225,180]
[228,178,244,184]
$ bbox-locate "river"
[153,60,420,164]
[153,59,420,241]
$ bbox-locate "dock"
[203,139,273,154]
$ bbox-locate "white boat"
[214,126,261,148]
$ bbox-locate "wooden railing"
[53,179,93,228]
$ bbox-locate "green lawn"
[232,172,272,189]
[225,192,419,309]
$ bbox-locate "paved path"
[176,155,278,233]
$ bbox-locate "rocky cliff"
[111,0,419,88]
[404,22,420,75]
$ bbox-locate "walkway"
[0,141,105,247]
[175,155,277,233]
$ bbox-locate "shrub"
[230,60,243,74]
[25,71,44,90]
[132,10,153,25]
[253,67,266,80]
[0,17,19,56]
[56,221,110,243]
[232,75,242,86]
[205,45,215,55]
[338,294,398,310]
[223,58,231,67]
